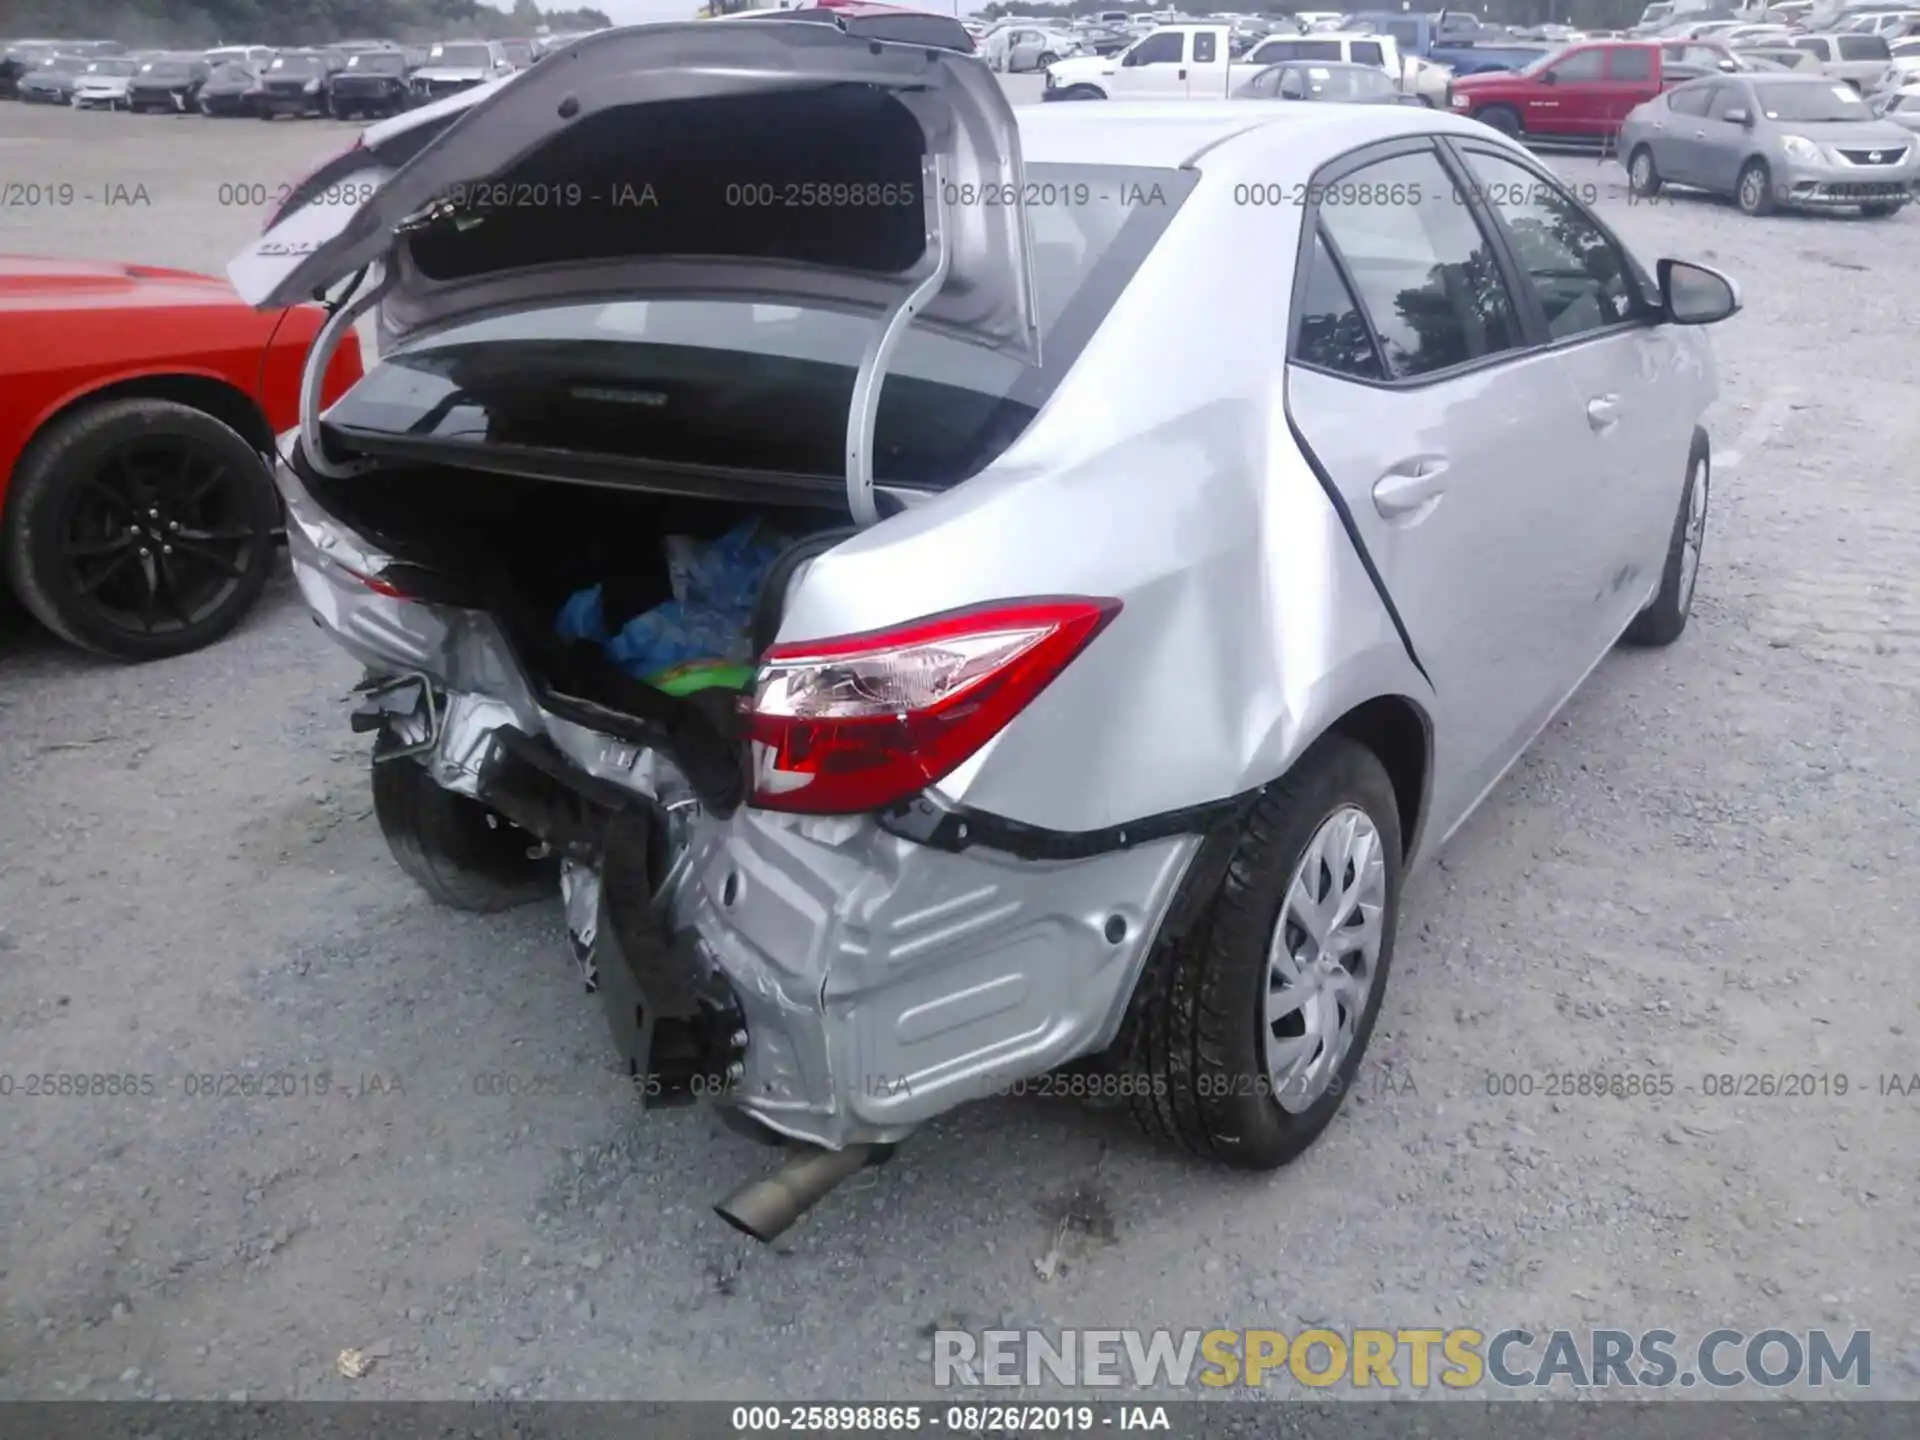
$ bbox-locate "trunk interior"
[299,455,861,808]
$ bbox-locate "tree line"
[0,0,614,47]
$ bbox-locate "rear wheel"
[370,755,559,912]
[1036,50,1058,68]
[1737,159,1775,215]
[1628,144,1662,197]
[3,397,279,661]
[1127,735,1402,1170]
[1477,103,1521,137]
[1062,84,1106,100]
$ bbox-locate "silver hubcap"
[1741,171,1763,209]
[1262,805,1387,1114]
[1633,153,1651,188]
[1678,458,1708,612]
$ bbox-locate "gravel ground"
[2,91,1917,1404]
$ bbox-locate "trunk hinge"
[298,262,393,480]
[843,154,951,529]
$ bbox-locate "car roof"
[1016,102,1477,168]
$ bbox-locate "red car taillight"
[742,597,1122,816]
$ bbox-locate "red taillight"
[336,563,406,598]
[742,597,1121,816]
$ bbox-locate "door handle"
[1373,458,1449,519]
[1178,67,1188,78]
[1693,128,1707,137]
[1587,394,1620,429]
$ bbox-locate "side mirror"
[1723,104,1752,123]
[1658,258,1741,325]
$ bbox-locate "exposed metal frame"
[843,153,952,529]
[299,262,393,480]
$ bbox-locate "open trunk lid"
[227,20,1039,364]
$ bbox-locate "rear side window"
[1838,34,1891,57]
[1315,149,1522,380]
[1351,40,1384,65]
[1667,82,1715,113]
[1793,36,1828,54]
[1611,47,1655,78]
[1194,31,1218,62]
[1292,230,1384,381]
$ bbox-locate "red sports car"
[0,256,364,660]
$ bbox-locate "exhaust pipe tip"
[714,1141,880,1244]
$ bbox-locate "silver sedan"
[1620,71,1920,215]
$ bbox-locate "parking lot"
[2,86,1918,1403]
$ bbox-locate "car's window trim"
[1292,220,1392,383]
[1285,136,1539,391]
[1443,138,1661,349]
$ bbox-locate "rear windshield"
[325,163,1193,488]
[1752,78,1871,116]
[428,43,493,66]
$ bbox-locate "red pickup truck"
[1447,41,1667,142]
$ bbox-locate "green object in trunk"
[646,659,758,696]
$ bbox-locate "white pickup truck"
[1042,23,1405,100]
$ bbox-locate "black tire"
[1860,201,1904,219]
[1477,103,1522,137]
[1036,50,1058,67]
[1063,84,1107,100]
[328,99,349,119]
[1126,734,1403,1171]
[369,755,558,912]
[2,397,279,661]
[1623,429,1709,648]
[1736,158,1775,215]
[1628,144,1662,197]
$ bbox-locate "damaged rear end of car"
[234,19,1226,1239]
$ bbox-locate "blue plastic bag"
[554,520,790,684]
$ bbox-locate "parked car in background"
[16,54,87,104]
[258,50,339,117]
[1663,36,1754,67]
[1733,42,1828,66]
[204,45,275,69]
[127,55,211,113]
[198,60,264,116]
[1621,71,1917,212]
[1233,58,1418,101]
[326,47,414,118]
[500,38,536,67]
[0,255,364,660]
[1,41,60,97]
[409,39,517,102]
[1870,79,1920,120]
[1239,30,1402,74]
[982,24,1082,71]
[1872,48,1920,82]
[1447,40,1667,140]
[70,57,140,109]
[1792,30,1894,83]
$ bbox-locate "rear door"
[1602,44,1660,130]
[1658,80,1723,182]
[1285,139,1596,833]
